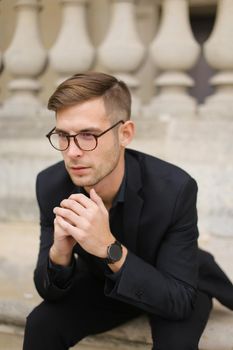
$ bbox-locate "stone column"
[201,0,233,118]
[98,0,145,119]
[145,0,200,118]
[1,0,47,117]
[49,0,95,85]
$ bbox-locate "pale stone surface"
[49,0,95,84]
[203,0,233,116]
[0,325,24,350]
[2,0,47,116]
[98,0,145,118]
[0,0,219,106]
[0,324,151,350]
[149,0,200,116]
[98,0,145,74]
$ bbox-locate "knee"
[25,302,56,336]
[23,302,66,350]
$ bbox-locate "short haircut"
[47,72,131,121]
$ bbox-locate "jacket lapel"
[123,151,144,254]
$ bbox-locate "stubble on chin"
[68,173,92,188]
[67,169,101,189]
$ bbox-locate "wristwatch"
[104,240,123,264]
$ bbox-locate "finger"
[55,215,84,243]
[54,207,90,232]
[54,215,72,236]
[69,193,96,209]
[60,199,87,216]
[54,207,80,227]
[90,188,107,212]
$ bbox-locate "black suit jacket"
[34,149,233,320]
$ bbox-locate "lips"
[69,165,90,175]
[71,166,87,170]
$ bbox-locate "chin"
[68,173,86,186]
[70,175,96,188]
[72,178,89,188]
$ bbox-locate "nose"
[66,137,84,158]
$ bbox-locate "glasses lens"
[49,133,68,151]
[76,133,97,151]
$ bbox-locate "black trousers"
[23,272,212,350]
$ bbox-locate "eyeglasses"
[46,120,124,152]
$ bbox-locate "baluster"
[98,0,145,119]
[145,0,200,118]
[49,0,95,85]
[1,0,47,117]
[201,0,233,118]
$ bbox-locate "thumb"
[90,188,106,211]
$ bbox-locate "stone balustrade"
[0,0,233,119]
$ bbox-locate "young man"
[23,72,233,350]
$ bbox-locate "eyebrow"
[55,127,103,134]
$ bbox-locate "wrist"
[108,246,128,273]
[49,245,72,267]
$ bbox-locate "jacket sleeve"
[104,177,199,320]
[33,174,77,301]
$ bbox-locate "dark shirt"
[48,174,126,289]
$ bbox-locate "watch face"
[108,242,122,262]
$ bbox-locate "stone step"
[0,323,150,350]
[1,304,233,350]
[0,222,233,349]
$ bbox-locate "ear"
[119,121,135,147]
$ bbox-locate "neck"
[85,151,125,210]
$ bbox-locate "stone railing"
[0,0,233,119]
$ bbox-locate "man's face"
[56,98,123,189]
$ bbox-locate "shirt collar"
[75,172,126,208]
[111,172,126,207]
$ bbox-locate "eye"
[57,132,68,139]
[78,132,95,140]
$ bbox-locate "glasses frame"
[46,120,124,152]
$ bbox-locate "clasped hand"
[53,188,115,259]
